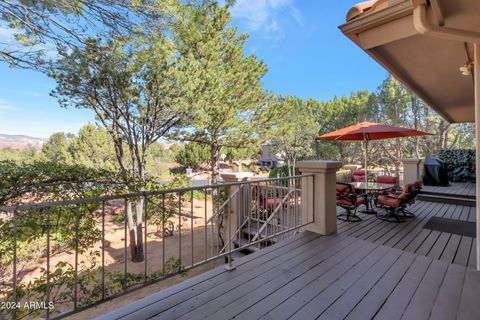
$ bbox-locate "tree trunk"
[133,199,144,262]
[438,121,451,150]
[210,144,220,184]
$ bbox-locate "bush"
[438,149,475,182]
[269,165,300,178]
[173,143,210,169]
[336,169,352,183]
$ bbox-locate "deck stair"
[231,217,279,258]
[418,190,476,207]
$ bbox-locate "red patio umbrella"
[318,122,431,183]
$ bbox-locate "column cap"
[297,160,343,173]
[402,158,422,164]
[221,172,254,182]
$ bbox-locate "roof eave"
[339,0,456,123]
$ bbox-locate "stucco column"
[474,43,480,271]
[297,160,342,235]
[402,158,422,185]
[220,172,254,250]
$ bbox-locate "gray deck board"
[316,250,409,320]
[344,252,417,320]
[98,231,320,320]
[373,256,432,320]
[163,236,357,320]
[288,245,392,320]
[430,263,466,320]
[230,239,367,320]
[338,200,476,268]
[261,244,386,319]
[454,236,473,266]
[99,196,479,320]
[401,259,448,320]
[458,268,480,320]
[422,183,475,198]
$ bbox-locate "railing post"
[298,160,342,235]
[402,158,422,185]
[220,172,253,267]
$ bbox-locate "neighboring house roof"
[340,0,480,123]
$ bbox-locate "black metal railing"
[0,175,313,319]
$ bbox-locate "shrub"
[336,169,352,183]
[173,143,210,170]
[438,149,476,182]
[269,165,300,178]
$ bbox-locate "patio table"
[350,182,396,215]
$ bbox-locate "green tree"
[0,146,38,162]
[168,0,270,183]
[270,96,319,177]
[315,91,372,163]
[374,75,410,175]
[69,123,118,171]
[50,32,192,262]
[0,0,156,70]
[174,143,210,170]
[42,132,74,164]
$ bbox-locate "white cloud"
[231,0,302,35]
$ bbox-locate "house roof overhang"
[340,0,480,123]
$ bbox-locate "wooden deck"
[422,182,476,198]
[99,230,480,320]
[337,200,477,268]
[99,199,480,320]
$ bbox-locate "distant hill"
[0,133,47,150]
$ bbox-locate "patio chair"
[375,175,397,186]
[401,180,423,217]
[336,183,364,222]
[376,184,415,222]
[381,180,422,216]
[352,169,366,182]
[253,185,286,218]
[373,175,398,205]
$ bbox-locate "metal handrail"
[0,175,312,212]
[0,174,314,320]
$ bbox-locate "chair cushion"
[337,196,364,207]
[264,198,283,208]
[352,169,365,176]
[376,175,397,184]
[377,195,401,208]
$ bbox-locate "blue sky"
[0,0,387,138]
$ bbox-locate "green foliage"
[0,0,156,70]
[41,132,74,164]
[0,254,186,318]
[315,90,372,163]
[438,149,476,182]
[173,143,210,169]
[0,160,124,205]
[336,169,353,183]
[269,96,319,176]
[0,146,39,163]
[146,143,174,178]
[167,0,271,183]
[40,124,173,178]
[269,165,300,178]
[223,145,260,162]
[68,124,118,171]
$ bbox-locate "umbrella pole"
[364,136,368,184]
